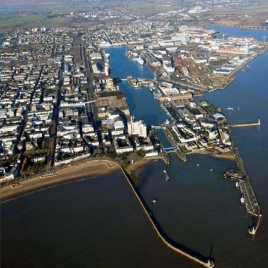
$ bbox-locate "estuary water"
[2,27,268,268]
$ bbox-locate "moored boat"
[235,180,240,189]
[240,194,245,205]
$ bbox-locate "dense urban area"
[1,2,268,268]
[1,0,268,184]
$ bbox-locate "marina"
[122,40,264,238]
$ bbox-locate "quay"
[239,179,260,216]
[231,130,262,234]
[228,119,260,128]
[121,166,214,267]
[160,125,187,162]
[227,25,268,31]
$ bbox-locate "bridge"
[151,125,162,130]
[120,77,151,81]
[161,146,179,152]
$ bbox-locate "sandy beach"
[0,160,121,202]
[0,153,164,202]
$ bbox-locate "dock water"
[121,166,214,267]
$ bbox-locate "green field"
[0,14,70,29]
[202,3,268,16]
[1,0,268,30]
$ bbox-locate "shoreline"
[0,160,121,202]
[0,157,161,202]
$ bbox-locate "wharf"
[161,125,187,162]
[239,179,260,216]
[231,129,262,233]
[228,119,260,128]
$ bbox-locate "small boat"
[152,198,157,203]
[166,175,169,181]
[235,180,240,189]
[226,107,234,111]
[240,194,245,205]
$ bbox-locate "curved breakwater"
[121,166,214,267]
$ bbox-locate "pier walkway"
[228,119,260,128]
[231,129,262,234]
[239,179,259,216]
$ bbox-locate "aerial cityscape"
[1,1,268,267]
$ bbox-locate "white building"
[127,117,147,138]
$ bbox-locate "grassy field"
[1,0,267,30]
[202,3,268,16]
[0,0,94,13]
[114,2,183,17]
[0,15,43,28]
[0,15,69,29]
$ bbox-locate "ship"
[162,81,173,88]
[240,194,245,205]
[135,57,144,66]
[148,83,155,92]
[218,169,243,181]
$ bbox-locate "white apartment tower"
[127,117,147,138]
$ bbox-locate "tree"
[136,149,145,157]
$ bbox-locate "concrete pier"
[239,179,260,216]
[231,130,262,234]
[228,119,260,128]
